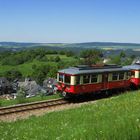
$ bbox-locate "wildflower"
[136,119,139,122]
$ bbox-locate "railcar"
[125,64,140,88]
[57,65,131,98]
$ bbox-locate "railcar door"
[102,73,108,90]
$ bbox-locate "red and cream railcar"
[125,64,140,88]
[57,65,131,97]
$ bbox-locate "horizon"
[0,0,140,43]
[0,41,140,45]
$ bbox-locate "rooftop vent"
[73,64,121,70]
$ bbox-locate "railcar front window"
[65,75,70,84]
[83,75,90,84]
[59,74,64,82]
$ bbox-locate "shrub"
[16,88,26,104]
[4,69,22,81]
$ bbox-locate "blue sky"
[0,0,140,43]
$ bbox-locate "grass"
[0,94,60,107]
[0,55,78,77]
[1,90,140,139]
[0,60,55,76]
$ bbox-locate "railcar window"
[127,72,131,79]
[131,71,135,78]
[83,75,90,84]
[119,72,124,80]
[91,75,98,83]
[112,73,118,81]
[65,75,70,84]
[76,76,80,85]
[59,74,64,82]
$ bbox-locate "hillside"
[0,54,78,77]
[0,41,140,51]
[1,90,140,139]
[0,42,140,58]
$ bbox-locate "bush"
[54,56,61,62]
[16,88,26,104]
[80,49,103,65]
[31,64,51,85]
[4,69,22,81]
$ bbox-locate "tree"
[54,56,61,62]
[131,55,136,60]
[121,58,133,65]
[4,69,22,81]
[110,55,121,65]
[120,51,126,58]
[80,49,103,65]
[59,51,65,55]
[65,51,74,57]
[47,66,58,78]
[31,64,51,85]
[32,64,37,70]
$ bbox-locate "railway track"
[0,98,69,116]
[0,91,125,117]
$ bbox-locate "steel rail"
[0,98,69,116]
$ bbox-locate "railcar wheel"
[61,91,70,99]
[130,83,138,90]
[62,91,66,97]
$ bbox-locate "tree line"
[0,49,75,66]
[0,48,135,85]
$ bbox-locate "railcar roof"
[124,64,140,70]
[58,65,129,75]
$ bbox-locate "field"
[0,54,78,76]
[1,90,140,139]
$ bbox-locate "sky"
[0,0,140,43]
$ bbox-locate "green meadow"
[1,90,140,139]
[0,54,78,77]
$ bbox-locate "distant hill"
[64,42,140,50]
[0,42,41,48]
[0,42,68,47]
[0,41,140,47]
[0,41,140,51]
[72,42,140,47]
